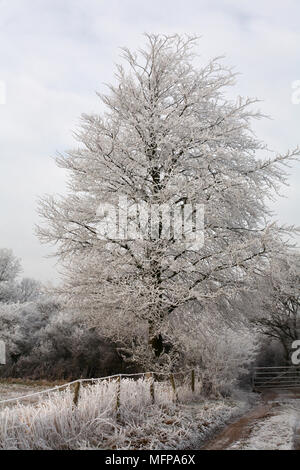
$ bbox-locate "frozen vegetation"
[0,377,252,450]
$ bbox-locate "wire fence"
[0,369,198,409]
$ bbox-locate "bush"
[0,299,136,380]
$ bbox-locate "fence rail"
[0,369,197,408]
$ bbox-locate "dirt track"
[201,389,300,450]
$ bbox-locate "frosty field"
[0,381,49,406]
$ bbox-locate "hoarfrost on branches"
[37,34,300,369]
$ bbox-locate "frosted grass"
[0,377,244,449]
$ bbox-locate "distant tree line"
[0,249,135,380]
[0,247,298,395]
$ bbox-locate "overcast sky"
[0,0,299,283]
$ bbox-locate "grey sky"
[0,0,299,283]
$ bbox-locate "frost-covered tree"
[17,277,41,303]
[37,34,299,369]
[252,251,300,362]
[0,249,41,304]
[181,321,258,396]
[0,249,21,303]
[0,299,129,380]
[0,249,20,282]
[0,249,126,379]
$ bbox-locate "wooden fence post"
[170,374,177,402]
[116,375,121,413]
[191,369,195,393]
[73,381,81,408]
[146,372,155,404]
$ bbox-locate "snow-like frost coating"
[0,378,248,450]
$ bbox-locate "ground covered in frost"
[203,391,300,451]
[0,380,50,407]
[228,401,300,450]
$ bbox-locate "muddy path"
[201,390,300,450]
